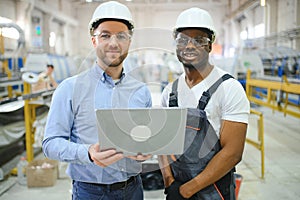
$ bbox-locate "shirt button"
[121,168,124,171]
[101,77,105,81]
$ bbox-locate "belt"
[87,176,137,190]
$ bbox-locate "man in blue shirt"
[42,1,152,199]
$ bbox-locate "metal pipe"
[0,23,25,48]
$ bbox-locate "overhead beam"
[72,1,228,10]
[225,0,260,22]
[34,0,78,26]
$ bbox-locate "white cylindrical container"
[17,157,28,185]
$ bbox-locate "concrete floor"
[0,106,299,200]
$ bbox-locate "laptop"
[95,108,187,155]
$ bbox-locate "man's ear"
[91,36,97,47]
[206,43,212,53]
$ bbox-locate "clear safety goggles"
[175,36,211,48]
[93,32,132,43]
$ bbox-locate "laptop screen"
[95,108,187,155]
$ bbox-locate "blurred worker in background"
[159,7,250,200]
[31,64,58,92]
[42,1,152,200]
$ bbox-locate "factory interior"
[0,0,300,199]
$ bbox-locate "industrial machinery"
[0,51,76,180]
[0,22,27,180]
[20,53,77,162]
[212,46,300,118]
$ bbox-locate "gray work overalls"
[168,74,236,200]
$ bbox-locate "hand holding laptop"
[88,143,124,167]
[88,143,152,167]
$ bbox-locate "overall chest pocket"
[176,109,219,165]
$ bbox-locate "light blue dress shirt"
[42,63,152,184]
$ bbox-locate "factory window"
[254,23,265,38]
[49,32,56,47]
[240,30,248,40]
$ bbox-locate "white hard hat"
[88,1,134,34]
[174,8,216,42]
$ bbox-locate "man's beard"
[107,54,127,67]
[99,52,128,67]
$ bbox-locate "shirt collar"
[93,62,125,85]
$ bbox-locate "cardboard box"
[26,159,58,187]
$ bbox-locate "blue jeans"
[72,176,143,200]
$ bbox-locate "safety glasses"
[93,32,132,43]
[175,36,210,48]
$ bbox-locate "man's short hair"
[47,64,54,69]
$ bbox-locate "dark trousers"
[72,175,143,200]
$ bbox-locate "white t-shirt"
[161,66,250,138]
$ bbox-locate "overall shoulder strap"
[168,79,179,107]
[198,74,234,110]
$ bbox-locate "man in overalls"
[158,7,250,200]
